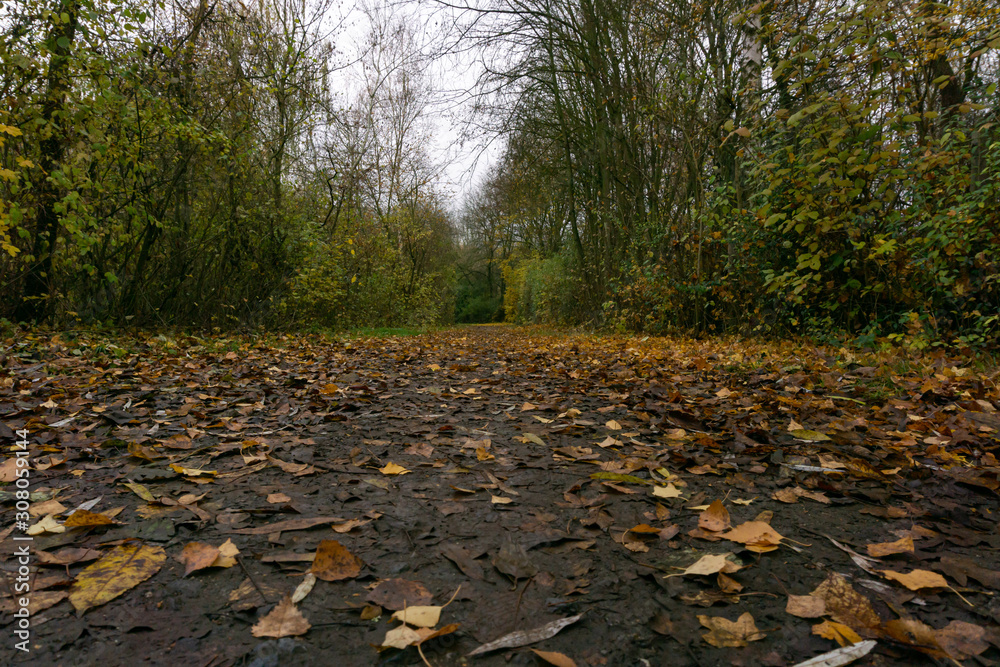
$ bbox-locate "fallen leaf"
[813,621,863,647]
[292,573,317,604]
[69,544,166,613]
[267,493,291,503]
[391,605,442,628]
[810,573,881,635]
[866,537,914,557]
[786,594,826,618]
[467,614,584,656]
[310,540,363,581]
[382,624,422,649]
[179,542,221,576]
[652,484,683,499]
[230,516,343,535]
[530,649,578,667]
[378,462,410,475]
[27,514,65,535]
[880,569,948,591]
[251,596,310,638]
[698,500,731,532]
[698,612,766,647]
[669,553,741,577]
[720,521,784,552]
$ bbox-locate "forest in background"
[2,0,999,349]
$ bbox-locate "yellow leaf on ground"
[652,484,683,499]
[605,420,622,430]
[720,521,784,552]
[813,620,863,647]
[867,536,914,557]
[391,605,442,628]
[379,462,410,475]
[69,544,166,613]
[251,596,310,638]
[64,510,113,527]
[881,569,948,591]
[214,539,240,568]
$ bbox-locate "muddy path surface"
[2,326,1000,666]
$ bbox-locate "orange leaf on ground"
[866,536,914,557]
[813,620,863,647]
[881,569,948,591]
[530,649,577,667]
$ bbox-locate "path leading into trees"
[2,326,999,666]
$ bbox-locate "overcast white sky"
[329,0,502,212]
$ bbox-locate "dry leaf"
[180,542,221,576]
[69,544,166,613]
[382,624,422,649]
[267,493,291,503]
[652,484,683,499]
[391,605,442,628]
[721,521,784,552]
[813,621,863,647]
[810,573,881,634]
[251,596,310,638]
[880,569,948,591]
[291,573,316,604]
[786,595,826,618]
[379,462,410,475]
[866,536,913,557]
[467,614,584,656]
[310,540,363,581]
[698,612,765,647]
[63,510,113,527]
[698,500,731,532]
[530,649,577,667]
[669,553,741,578]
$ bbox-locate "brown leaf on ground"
[179,541,221,576]
[698,612,765,647]
[786,594,826,618]
[810,573,881,635]
[310,540,363,581]
[530,649,578,667]
[698,500,731,532]
[251,596,310,638]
